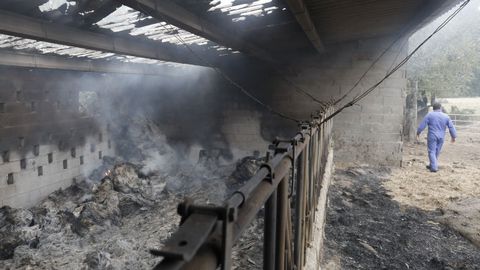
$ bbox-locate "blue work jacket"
[417,110,457,139]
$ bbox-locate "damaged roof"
[0,0,463,72]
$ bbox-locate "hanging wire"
[131,3,331,121]
[333,1,442,107]
[333,36,404,106]
[321,0,471,124]
[154,20,303,123]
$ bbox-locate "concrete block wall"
[0,131,113,208]
[0,68,113,208]
[221,107,268,158]
[264,36,408,165]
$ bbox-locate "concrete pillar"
[404,80,418,142]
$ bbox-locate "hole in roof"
[1,4,240,64]
[208,0,281,21]
[39,0,76,13]
[96,6,215,47]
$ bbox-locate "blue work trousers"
[427,135,444,171]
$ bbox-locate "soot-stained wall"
[0,35,408,208]
[0,67,112,208]
[0,64,265,208]
[269,36,408,166]
[229,35,408,166]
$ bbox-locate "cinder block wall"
[221,107,268,158]
[333,38,407,166]
[0,68,113,208]
[265,36,407,166]
[0,35,408,208]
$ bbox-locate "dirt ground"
[322,121,480,269]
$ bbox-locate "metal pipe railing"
[151,107,334,270]
[264,191,277,270]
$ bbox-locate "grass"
[438,97,480,114]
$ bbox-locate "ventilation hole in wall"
[30,101,36,112]
[48,153,53,164]
[38,166,43,176]
[108,140,111,149]
[7,173,14,185]
[80,156,84,165]
[71,147,76,158]
[2,150,9,163]
[20,158,26,170]
[19,137,25,148]
[15,91,22,101]
[63,159,67,169]
[90,144,96,153]
[0,103,4,113]
[33,145,39,156]
[98,151,102,160]
[58,140,66,151]
[98,133,103,142]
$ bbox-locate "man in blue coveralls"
[417,102,457,172]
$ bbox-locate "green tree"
[408,0,480,97]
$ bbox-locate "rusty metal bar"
[275,176,288,270]
[152,111,334,270]
[285,200,294,270]
[301,143,309,267]
[233,157,292,242]
[294,150,305,269]
[264,191,277,270]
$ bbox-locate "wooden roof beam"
[0,10,210,66]
[116,0,279,64]
[285,0,325,53]
[0,50,183,77]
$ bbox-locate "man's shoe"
[426,165,431,170]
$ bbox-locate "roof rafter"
[0,50,181,77]
[116,0,279,64]
[285,0,325,53]
[0,10,210,66]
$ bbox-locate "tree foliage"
[408,1,480,97]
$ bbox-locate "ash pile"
[0,148,266,269]
[1,162,174,269]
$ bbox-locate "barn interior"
[0,0,472,269]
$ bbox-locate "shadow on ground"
[322,167,480,270]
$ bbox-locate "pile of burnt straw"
[0,154,266,269]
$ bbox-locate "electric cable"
[133,4,330,119]
[334,3,435,107]
[155,21,303,123]
[334,35,404,106]
[276,73,329,110]
[321,0,471,124]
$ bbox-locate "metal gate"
[450,113,480,136]
[150,108,334,270]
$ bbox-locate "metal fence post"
[294,151,305,269]
[264,191,277,270]
[275,175,289,270]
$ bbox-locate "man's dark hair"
[433,102,441,110]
